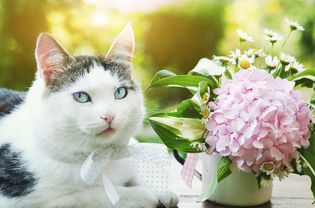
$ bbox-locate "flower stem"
[266,67,271,73]
[238,41,242,50]
[273,65,285,78]
[234,60,239,73]
[281,30,292,51]
[288,68,293,80]
[270,43,274,56]
[260,42,268,68]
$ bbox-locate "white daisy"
[285,18,304,31]
[193,86,211,107]
[212,55,231,65]
[265,55,280,69]
[277,169,290,181]
[236,29,254,42]
[260,161,276,175]
[285,61,304,73]
[238,54,255,70]
[245,48,265,58]
[295,155,302,173]
[280,52,296,65]
[263,28,275,37]
[229,48,241,64]
[263,28,283,43]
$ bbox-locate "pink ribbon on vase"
[181,153,199,187]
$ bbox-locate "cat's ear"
[35,33,73,85]
[106,23,135,62]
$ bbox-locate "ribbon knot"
[80,143,172,206]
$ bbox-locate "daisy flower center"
[260,161,276,175]
[239,59,251,69]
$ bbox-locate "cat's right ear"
[106,23,135,63]
[35,33,73,86]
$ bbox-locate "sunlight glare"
[90,10,108,26]
[84,0,180,13]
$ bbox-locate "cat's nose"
[100,115,115,125]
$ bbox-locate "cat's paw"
[116,186,159,208]
[158,191,179,208]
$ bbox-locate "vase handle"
[172,149,202,180]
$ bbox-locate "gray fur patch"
[0,88,25,117]
[0,143,38,198]
[48,56,138,93]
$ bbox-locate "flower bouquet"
[147,19,315,205]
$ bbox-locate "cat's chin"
[80,128,122,145]
[96,127,115,137]
[77,126,114,138]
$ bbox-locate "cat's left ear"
[35,33,73,86]
[106,23,135,62]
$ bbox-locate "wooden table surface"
[169,159,314,208]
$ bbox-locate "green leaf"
[217,157,232,183]
[149,116,204,141]
[150,70,176,84]
[148,119,200,153]
[224,69,232,79]
[294,85,315,104]
[148,74,217,90]
[297,131,315,198]
[197,81,209,97]
[169,99,202,119]
[145,70,176,91]
[290,69,315,83]
[294,78,314,88]
[198,157,232,202]
[189,73,218,89]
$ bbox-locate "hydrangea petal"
[205,69,312,174]
[231,118,245,131]
[270,147,284,161]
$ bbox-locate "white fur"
[0,62,165,208]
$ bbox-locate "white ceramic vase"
[202,154,272,206]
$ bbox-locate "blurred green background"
[0,0,314,141]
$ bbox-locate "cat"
[0,24,178,208]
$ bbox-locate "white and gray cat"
[0,24,178,208]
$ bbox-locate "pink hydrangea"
[206,69,312,174]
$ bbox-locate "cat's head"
[30,24,145,152]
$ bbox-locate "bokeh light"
[90,10,108,26]
[0,0,314,112]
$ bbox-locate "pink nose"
[101,115,115,125]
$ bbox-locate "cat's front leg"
[127,176,179,208]
[114,186,159,208]
[43,187,114,208]
[43,186,158,208]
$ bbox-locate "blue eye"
[72,91,91,103]
[114,87,128,99]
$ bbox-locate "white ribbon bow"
[80,143,172,206]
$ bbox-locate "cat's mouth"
[96,127,115,136]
